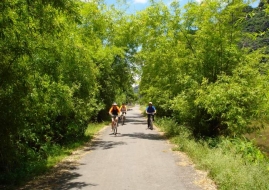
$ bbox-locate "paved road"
[20,105,215,190]
[63,105,207,190]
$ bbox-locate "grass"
[45,122,108,169]
[245,127,269,157]
[6,108,269,189]
[155,117,269,190]
[1,122,108,189]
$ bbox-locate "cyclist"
[145,102,156,128]
[109,102,121,131]
[119,103,127,120]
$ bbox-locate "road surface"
[20,105,216,190]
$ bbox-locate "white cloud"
[133,0,147,4]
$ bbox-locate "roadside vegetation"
[155,117,269,190]
[1,0,269,189]
[0,0,136,186]
[0,122,108,189]
[138,1,269,189]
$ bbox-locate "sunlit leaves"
[0,0,99,179]
[137,0,269,136]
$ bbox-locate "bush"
[194,62,269,136]
[155,117,269,190]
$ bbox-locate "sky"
[104,0,260,14]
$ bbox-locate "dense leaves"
[137,0,269,137]
[0,0,136,184]
[1,0,269,185]
[241,1,269,52]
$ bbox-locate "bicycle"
[111,115,118,135]
[120,112,126,125]
[147,113,154,130]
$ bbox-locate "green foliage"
[0,0,136,185]
[0,122,106,187]
[194,58,269,136]
[156,117,269,190]
[219,137,266,163]
[156,117,181,137]
[1,0,269,186]
[138,0,269,137]
[78,2,137,118]
[241,2,269,52]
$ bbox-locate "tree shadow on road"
[83,139,127,151]
[121,132,165,141]
[18,160,98,190]
[125,120,147,125]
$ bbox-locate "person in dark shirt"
[145,102,156,128]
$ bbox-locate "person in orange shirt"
[119,103,127,124]
[108,102,121,130]
[119,103,127,116]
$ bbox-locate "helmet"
[149,102,152,105]
[112,102,117,106]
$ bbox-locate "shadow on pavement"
[18,161,97,190]
[83,140,127,151]
[53,172,98,190]
[125,120,147,124]
[121,132,165,140]
[125,115,144,118]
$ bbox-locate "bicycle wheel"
[122,115,124,125]
[149,116,153,130]
[113,122,117,135]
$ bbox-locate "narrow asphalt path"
[20,105,215,190]
[66,105,208,190]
